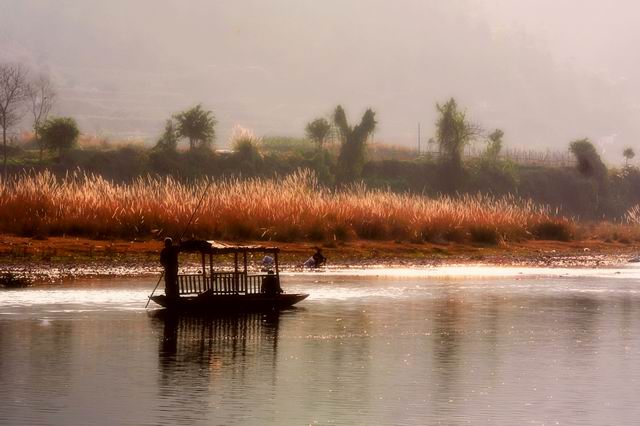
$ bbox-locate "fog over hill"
[0,0,638,161]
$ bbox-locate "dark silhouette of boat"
[150,240,309,312]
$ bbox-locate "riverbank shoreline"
[1,235,639,285]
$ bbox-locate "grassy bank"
[0,170,582,244]
[1,235,639,286]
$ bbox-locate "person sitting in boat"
[261,270,282,295]
[160,237,180,299]
[303,248,326,268]
[262,255,275,271]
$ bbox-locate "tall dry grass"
[627,205,640,225]
[585,204,640,243]
[0,170,572,243]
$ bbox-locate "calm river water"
[1,266,640,425]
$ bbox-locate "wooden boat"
[150,240,309,312]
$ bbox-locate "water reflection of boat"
[150,240,309,312]
[153,310,281,361]
[152,310,283,408]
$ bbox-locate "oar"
[144,271,164,309]
[145,178,213,308]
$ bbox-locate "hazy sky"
[1,0,638,160]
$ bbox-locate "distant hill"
[0,0,637,162]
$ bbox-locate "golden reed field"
[1,169,636,244]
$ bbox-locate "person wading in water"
[312,248,326,267]
[160,237,180,298]
[303,247,327,268]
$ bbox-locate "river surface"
[1,265,640,425]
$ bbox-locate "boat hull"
[150,293,309,312]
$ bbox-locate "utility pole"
[417,122,421,155]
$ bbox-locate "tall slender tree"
[28,74,56,162]
[623,147,635,167]
[434,98,481,192]
[435,98,480,171]
[0,64,29,179]
[334,105,376,184]
[155,119,179,152]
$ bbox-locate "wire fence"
[411,144,576,167]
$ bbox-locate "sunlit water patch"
[289,263,640,279]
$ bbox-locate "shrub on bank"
[531,219,574,242]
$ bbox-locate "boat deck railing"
[178,272,270,295]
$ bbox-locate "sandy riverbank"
[1,235,639,285]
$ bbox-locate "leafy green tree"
[305,118,332,150]
[484,129,504,160]
[434,98,480,192]
[174,104,216,150]
[569,138,609,213]
[435,98,479,172]
[623,147,635,166]
[155,119,179,152]
[569,139,607,180]
[468,129,514,195]
[333,105,376,184]
[306,117,334,184]
[40,117,80,157]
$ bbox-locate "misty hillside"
[0,0,637,160]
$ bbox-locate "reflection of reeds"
[0,170,571,242]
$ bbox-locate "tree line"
[2,62,639,220]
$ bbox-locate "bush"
[469,225,499,245]
[531,220,573,241]
[40,117,80,157]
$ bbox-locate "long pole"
[145,178,213,308]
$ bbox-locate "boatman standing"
[160,237,180,299]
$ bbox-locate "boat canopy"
[179,239,280,255]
